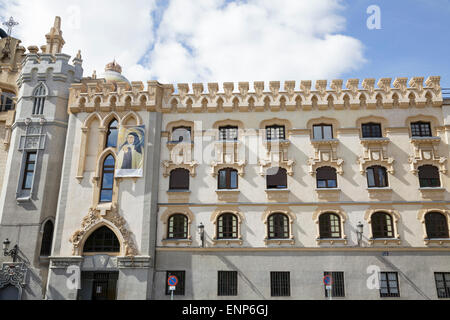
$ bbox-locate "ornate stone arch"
[77,113,103,181]
[262,207,295,245]
[101,111,121,129]
[70,206,138,257]
[121,111,143,126]
[160,207,194,245]
[364,209,401,245]
[356,115,389,138]
[210,207,244,245]
[417,208,450,245]
[312,208,348,245]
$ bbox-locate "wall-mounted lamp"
[3,238,18,262]
[197,223,205,248]
[356,222,364,247]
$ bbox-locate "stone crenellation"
[68,76,443,114]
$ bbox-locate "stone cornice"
[68,76,443,114]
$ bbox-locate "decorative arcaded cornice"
[68,77,443,114]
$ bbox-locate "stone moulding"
[68,77,443,114]
[0,263,27,291]
[70,206,138,257]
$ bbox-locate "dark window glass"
[319,213,341,238]
[268,213,289,239]
[169,168,190,190]
[217,213,238,239]
[219,126,238,141]
[218,168,238,189]
[411,121,432,137]
[313,124,333,140]
[172,126,191,143]
[32,84,46,115]
[418,165,441,188]
[425,212,449,239]
[106,120,119,148]
[379,272,400,297]
[100,155,115,203]
[316,167,337,188]
[366,166,388,188]
[166,271,185,296]
[270,272,290,297]
[267,167,287,189]
[435,272,450,298]
[22,152,37,190]
[362,123,382,138]
[266,125,286,141]
[168,214,188,239]
[84,226,120,253]
[218,271,238,296]
[371,212,394,238]
[0,92,15,112]
[324,271,345,297]
[40,220,54,256]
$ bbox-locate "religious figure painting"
[116,125,145,177]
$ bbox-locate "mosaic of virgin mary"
[116,125,145,177]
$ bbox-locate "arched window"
[167,214,188,239]
[371,212,394,238]
[319,213,341,238]
[171,126,192,143]
[169,168,190,190]
[105,119,119,148]
[32,83,47,115]
[83,226,120,253]
[40,220,54,256]
[218,168,238,190]
[268,213,289,239]
[425,212,449,239]
[0,91,15,112]
[366,166,388,188]
[418,165,441,188]
[316,167,337,188]
[100,155,115,203]
[217,213,238,239]
[267,167,287,189]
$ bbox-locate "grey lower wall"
[153,250,450,300]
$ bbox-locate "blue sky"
[1,0,449,88]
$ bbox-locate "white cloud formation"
[1,0,366,86]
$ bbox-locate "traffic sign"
[168,275,178,287]
[323,275,333,287]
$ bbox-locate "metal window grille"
[379,272,400,297]
[266,125,285,141]
[84,226,120,253]
[166,271,185,296]
[270,272,290,297]
[435,272,450,298]
[324,272,345,297]
[219,126,238,141]
[218,271,238,296]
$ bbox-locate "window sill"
[315,188,341,200]
[369,238,402,245]
[265,189,290,201]
[316,238,348,245]
[366,187,393,200]
[216,189,240,202]
[16,196,31,204]
[167,190,191,203]
[424,238,450,245]
[212,238,243,246]
[360,137,390,145]
[419,187,446,200]
[311,138,339,146]
[162,238,192,246]
[264,238,295,245]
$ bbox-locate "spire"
[43,16,65,55]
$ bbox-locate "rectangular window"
[379,272,400,297]
[435,272,450,298]
[324,272,345,297]
[218,169,238,190]
[266,125,286,141]
[270,272,290,297]
[165,271,185,296]
[313,124,333,140]
[362,123,382,138]
[219,126,238,141]
[22,152,37,190]
[218,271,238,296]
[411,122,432,137]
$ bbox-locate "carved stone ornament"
[0,263,27,291]
[70,206,138,257]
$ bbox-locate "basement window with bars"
[324,272,345,298]
[166,271,185,296]
[435,272,450,298]
[218,271,238,296]
[270,272,290,297]
[379,272,400,297]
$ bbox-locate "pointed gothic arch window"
[100,155,115,203]
[105,119,119,148]
[83,226,120,253]
[32,83,47,115]
[40,220,54,256]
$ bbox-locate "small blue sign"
[168,275,178,287]
[323,275,333,286]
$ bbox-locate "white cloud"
[0,0,366,85]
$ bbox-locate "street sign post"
[168,275,178,301]
[323,275,333,300]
